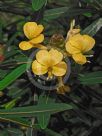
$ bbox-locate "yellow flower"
[19,22,46,50]
[32,49,67,78]
[65,33,95,65]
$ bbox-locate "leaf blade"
[0,103,73,117]
[32,0,47,11]
[78,71,102,84]
[82,18,102,36]
[0,64,28,91]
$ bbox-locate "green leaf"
[37,113,50,129]
[82,18,102,36]
[7,128,23,136]
[48,0,78,7]
[0,116,40,129]
[45,128,63,136]
[0,64,28,91]
[7,32,21,46]
[78,71,102,84]
[0,103,73,117]
[32,0,47,11]
[83,12,92,17]
[38,94,55,104]
[44,7,68,20]
[84,0,102,9]
[2,98,19,109]
[44,7,93,21]
[36,95,54,129]
[0,113,64,135]
[8,85,30,98]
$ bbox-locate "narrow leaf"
[79,71,102,84]
[44,8,93,20]
[0,103,73,117]
[37,113,50,129]
[0,116,39,129]
[82,18,102,36]
[0,64,28,91]
[44,7,68,20]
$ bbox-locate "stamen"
[47,71,53,80]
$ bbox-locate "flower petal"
[66,33,95,55]
[65,40,81,55]
[19,41,33,50]
[72,53,87,65]
[52,61,67,76]
[32,60,48,75]
[23,22,38,39]
[49,49,63,66]
[81,35,95,52]
[29,34,44,44]
[69,34,83,49]
[36,50,50,66]
[34,25,44,37]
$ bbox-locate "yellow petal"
[34,25,44,37]
[49,49,63,66]
[81,35,95,52]
[19,41,33,50]
[29,34,44,44]
[70,34,84,50]
[32,60,48,75]
[66,33,95,55]
[36,49,63,67]
[72,53,87,65]
[67,34,95,52]
[65,40,81,55]
[66,34,83,55]
[69,33,82,41]
[52,61,67,76]
[36,50,50,66]
[23,22,38,39]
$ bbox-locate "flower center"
[47,67,53,79]
[48,67,52,72]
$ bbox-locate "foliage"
[0,0,102,136]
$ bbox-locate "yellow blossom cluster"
[19,21,95,94]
